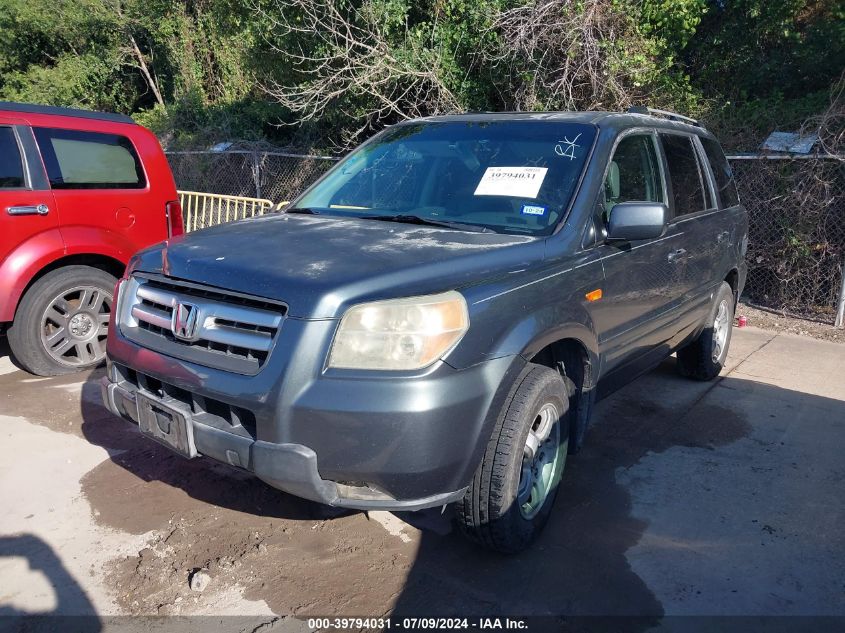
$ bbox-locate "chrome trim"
[119,275,285,374]
[7,204,49,216]
[135,284,281,329]
[130,303,171,329]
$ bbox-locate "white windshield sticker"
[473,167,548,199]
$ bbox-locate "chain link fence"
[165,150,339,202]
[728,155,844,324]
[165,150,845,324]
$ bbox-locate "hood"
[130,214,543,318]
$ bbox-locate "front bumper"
[101,336,525,511]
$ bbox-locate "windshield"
[292,120,597,235]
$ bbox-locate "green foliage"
[688,0,845,102]
[134,97,288,148]
[702,89,832,153]
[0,0,135,110]
[640,0,708,50]
[0,0,841,150]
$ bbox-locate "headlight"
[328,291,469,370]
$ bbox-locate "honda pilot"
[101,109,747,552]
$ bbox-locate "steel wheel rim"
[40,285,112,367]
[518,402,565,520]
[711,299,730,363]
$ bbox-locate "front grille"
[119,274,286,375]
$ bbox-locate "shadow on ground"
[0,336,23,371]
[389,361,752,625]
[62,356,845,621]
[0,534,101,632]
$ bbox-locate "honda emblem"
[172,302,200,341]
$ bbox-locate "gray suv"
[101,109,747,553]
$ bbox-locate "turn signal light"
[585,289,603,302]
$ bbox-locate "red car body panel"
[0,229,65,322]
[0,105,179,323]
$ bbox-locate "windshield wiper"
[358,214,495,233]
[286,207,321,215]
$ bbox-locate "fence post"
[836,263,845,328]
[251,151,262,199]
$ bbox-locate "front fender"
[0,229,66,322]
[444,256,605,453]
[446,258,603,372]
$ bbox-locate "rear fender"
[59,226,142,264]
[0,227,133,322]
[0,229,66,322]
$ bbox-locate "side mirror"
[607,202,668,242]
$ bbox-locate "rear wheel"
[677,281,735,381]
[456,364,570,553]
[7,265,116,376]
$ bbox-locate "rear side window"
[33,128,146,190]
[0,127,25,188]
[701,137,740,207]
[660,134,706,217]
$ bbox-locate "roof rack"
[0,101,135,125]
[627,106,699,126]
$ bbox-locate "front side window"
[602,134,663,218]
[33,128,146,190]
[293,121,597,235]
[0,127,25,189]
[660,134,706,217]
[701,137,740,208]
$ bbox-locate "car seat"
[603,160,620,219]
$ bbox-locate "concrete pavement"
[0,327,843,622]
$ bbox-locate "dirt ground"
[736,301,843,343]
[1,327,844,629]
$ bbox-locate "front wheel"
[7,265,116,376]
[456,364,570,553]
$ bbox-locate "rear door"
[699,135,743,283]
[658,132,724,322]
[0,119,59,312]
[31,127,149,257]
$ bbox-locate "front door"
[589,132,686,374]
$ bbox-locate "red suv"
[0,102,182,375]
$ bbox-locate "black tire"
[677,281,735,381]
[7,265,116,376]
[456,364,570,554]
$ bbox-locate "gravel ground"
[736,301,843,344]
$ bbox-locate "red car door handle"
[667,248,687,263]
[6,204,49,216]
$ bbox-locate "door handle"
[6,204,50,216]
[667,248,687,263]
[716,230,730,244]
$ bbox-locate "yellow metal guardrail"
[178,191,289,232]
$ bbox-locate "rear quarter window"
[701,137,740,208]
[33,128,146,190]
